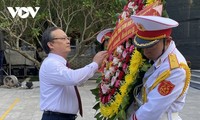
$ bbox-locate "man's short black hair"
[41,27,60,54]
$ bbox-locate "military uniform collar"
[154,41,176,69]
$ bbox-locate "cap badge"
[136,23,146,31]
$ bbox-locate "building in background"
[166,0,200,69]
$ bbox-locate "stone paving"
[0,80,199,120]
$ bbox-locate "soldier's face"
[143,40,164,61]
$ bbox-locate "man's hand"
[93,51,108,68]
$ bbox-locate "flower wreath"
[91,40,150,119]
[91,0,166,119]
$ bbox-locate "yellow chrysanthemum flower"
[146,0,156,6]
[100,49,144,118]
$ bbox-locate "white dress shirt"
[131,41,188,120]
[39,53,98,114]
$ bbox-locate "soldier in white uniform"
[128,15,191,120]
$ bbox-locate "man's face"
[143,40,164,61]
[48,29,71,56]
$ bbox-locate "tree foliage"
[0,0,127,68]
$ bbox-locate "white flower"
[121,11,126,19]
[126,41,131,48]
[128,2,134,9]
[116,46,123,54]
[111,76,117,86]
[132,5,138,15]
[111,70,120,86]
[101,83,110,94]
[122,50,127,58]
[118,62,122,67]
[115,70,120,78]
[113,57,119,65]
[105,70,111,79]
[109,66,115,75]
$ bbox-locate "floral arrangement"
[91,0,165,119]
[91,40,150,119]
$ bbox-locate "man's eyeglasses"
[52,36,71,41]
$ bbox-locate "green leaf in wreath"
[95,112,104,120]
[90,87,99,95]
[121,94,129,109]
[93,102,100,111]
[90,87,100,101]
[107,115,117,120]
[96,76,102,83]
[140,63,151,72]
[117,109,126,120]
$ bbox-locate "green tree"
[0,0,126,68]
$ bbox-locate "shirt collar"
[48,53,67,65]
[154,41,176,68]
